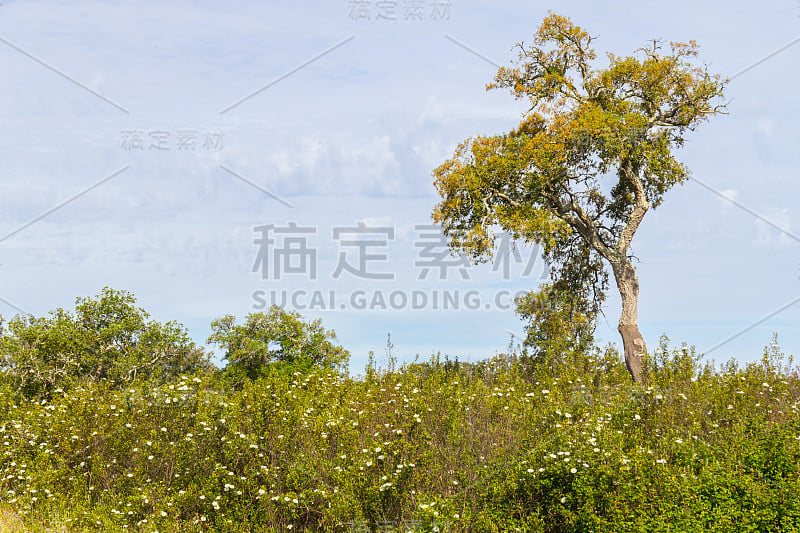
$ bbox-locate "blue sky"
[1,0,799,371]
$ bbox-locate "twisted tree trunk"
[611,258,645,382]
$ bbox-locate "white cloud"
[753,208,795,248]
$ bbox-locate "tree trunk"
[611,258,645,382]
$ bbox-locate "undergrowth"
[1,337,799,532]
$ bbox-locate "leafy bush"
[516,282,597,373]
[2,293,799,531]
[208,306,350,379]
[1,334,798,531]
[0,288,210,398]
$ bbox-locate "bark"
[611,257,645,382]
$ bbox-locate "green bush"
[2,339,798,532]
[0,288,210,398]
[1,296,799,531]
[208,306,350,379]
[515,281,599,374]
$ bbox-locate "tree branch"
[615,160,649,255]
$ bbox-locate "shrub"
[207,306,349,379]
[0,288,210,398]
[516,282,597,373]
[0,338,798,531]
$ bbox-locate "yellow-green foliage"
[432,13,727,363]
[1,339,798,532]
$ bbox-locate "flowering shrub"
[0,336,798,531]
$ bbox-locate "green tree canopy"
[0,288,210,397]
[208,306,350,379]
[433,13,726,381]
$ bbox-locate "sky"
[1,0,799,372]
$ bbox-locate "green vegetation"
[1,291,798,531]
[0,15,788,533]
[432,12,726,381]
[0,288,210,399]
[208,307,350,382]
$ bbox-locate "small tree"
[0,288,210,397]
[516,283,596,370]
[433,13,726,381]
[208,306,350,378]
